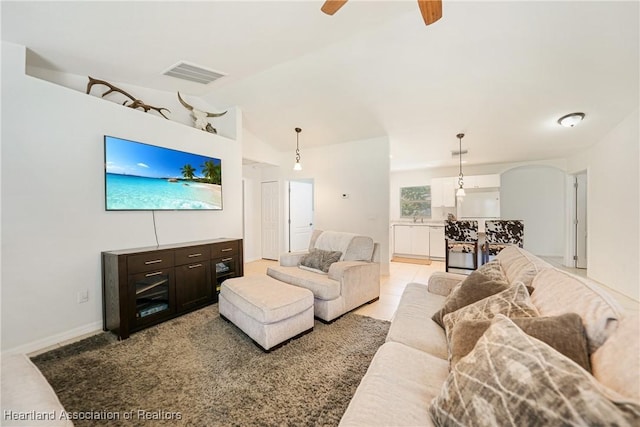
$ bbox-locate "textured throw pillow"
[432,270,509,329]
[476,259,507,283]
[442,282,539,345]
[298,249,342,273]
[449,313,591,372]
[429,315,640,427]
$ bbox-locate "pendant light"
[456,133,465,198]
[293,127,302,171]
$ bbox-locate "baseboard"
[2,320,104,356]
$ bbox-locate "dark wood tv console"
[102,238,243,339]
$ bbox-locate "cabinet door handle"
[188,253,202,258]
[144,259,163,265]
[221,258,233,262]
[221,248,232,252]
[145,271,164,277]
[188,264,203,269]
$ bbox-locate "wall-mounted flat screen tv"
[104,135,222,211]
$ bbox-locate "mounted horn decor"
[177,92,227,134]
[86,77,170,119]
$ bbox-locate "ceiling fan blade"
[417,0,442,25]
[321,0,349,16]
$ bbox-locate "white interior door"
[261,181,279,260]
[289,180,314,252]
[575,173,588,269]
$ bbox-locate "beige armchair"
[267,230,380,322]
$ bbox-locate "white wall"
[26,65,238,140]
[1,43,243,353]
[500,165,566,256]
[279,137,391,274]
[584,109,639,301]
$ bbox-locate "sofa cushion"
[266,265,341,300]
[339,342,448,427]
[386,283,448,359]
[495,245,551,287]
[449,313,591,372]
[591,313,640,402]
[298,249,342,273]
[312,230,375,262]
[530,268,624,352]
[314,231,356,260]
[429,315,640,426]
[476,259,508,283]
[1,354,74,427]
[443,282,539,344]
[427,271,467,296]
[343,235,375,261]
[432,271,509,329]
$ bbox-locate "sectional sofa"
[340,246,640,426]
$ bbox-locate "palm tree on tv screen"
[181,164,196,180]
[201,160,221,185]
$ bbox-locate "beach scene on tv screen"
[105,137,222,210]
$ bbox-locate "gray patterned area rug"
[32,305,389,426]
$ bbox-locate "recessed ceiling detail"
[163,61,226,85]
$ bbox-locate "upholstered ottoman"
[219,276,314,351]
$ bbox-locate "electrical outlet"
[77,290,89,304]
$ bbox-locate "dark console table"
[102,238,243,339]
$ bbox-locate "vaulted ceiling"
[2,1,638,170]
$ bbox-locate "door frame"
[564,170,588,269]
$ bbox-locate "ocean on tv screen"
[106,174,222,210]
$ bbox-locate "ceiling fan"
[321,0,442,26]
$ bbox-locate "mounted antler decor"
[177,92,227,134]
[86,76,170,119]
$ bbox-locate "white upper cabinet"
[463,174,501,189]
[431,177,456,207]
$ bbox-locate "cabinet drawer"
[210,241,239,258]
[127,250,175,273]
[175,245,210,266]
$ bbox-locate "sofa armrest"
[427,271,467,296]
[279,251,308,267]
[328,261,371,281]
[331,261,380,308]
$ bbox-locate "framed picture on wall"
[400,185,431,218]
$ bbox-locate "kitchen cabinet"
[393,225,429,257]
[463,174,500,189]
[429,226,446,259]
[431,177,456,207]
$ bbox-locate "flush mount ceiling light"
[456,133,466,198]
[293,127,302,171]
[557,112,585,128]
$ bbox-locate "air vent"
[163,61,226,85]
[451,149,468,156]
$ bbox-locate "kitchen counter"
[391,221,444,227]
[392,219,499,232]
